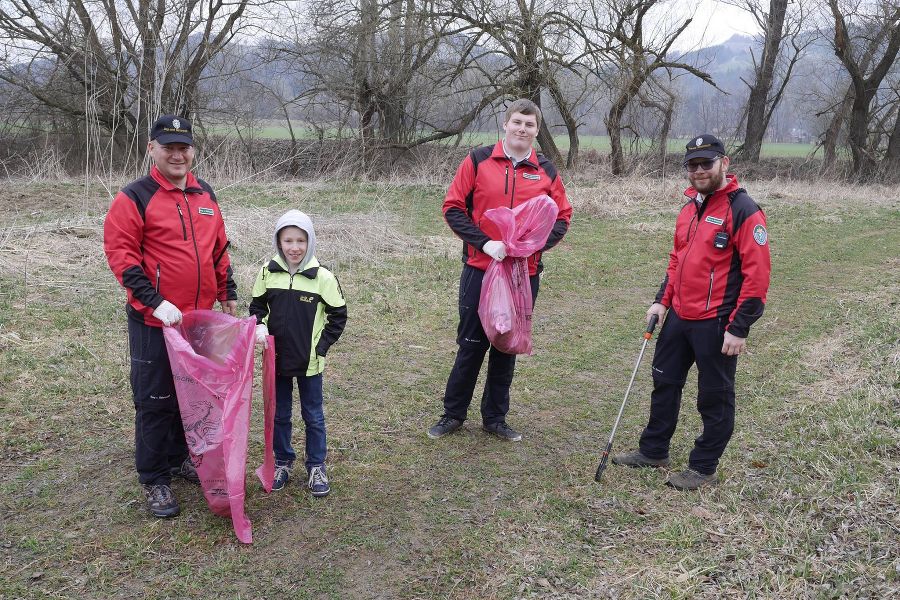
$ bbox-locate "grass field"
[0,173,898,599]
[236,123,820,159]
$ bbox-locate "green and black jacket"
[249,255,347,377]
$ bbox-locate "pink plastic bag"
[163,310,256,544]
[255,337,276,493]
[478,195,559,355]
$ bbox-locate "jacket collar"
[490,141,538,169]
[683,173,740,203]
[267,254,321,279]
[150,165,203,193]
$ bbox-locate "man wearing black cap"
[104,115,238,517]
[612,134,771,490]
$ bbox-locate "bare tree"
[637,74,676,175]
[589,0,717,175]
[432,0,592,165]
[827,0,900,178]
[0,0,255,168]
[727,0,814,162]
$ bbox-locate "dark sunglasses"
[684,157,721,173]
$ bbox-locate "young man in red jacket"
[427,98,573,442]
[613,134,771,490]
[104,115,238,517]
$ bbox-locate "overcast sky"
[671,0,762,50]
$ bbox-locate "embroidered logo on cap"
[753,224,768,245]
[173,119,181,129]
[696,137,703,146]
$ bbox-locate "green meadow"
[0,175,896,598]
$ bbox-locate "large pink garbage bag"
[255,337,276,493]
[478,195,559,355]
[163,310,256,544]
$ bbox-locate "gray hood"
[273,209,316,273]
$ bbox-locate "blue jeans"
[274,373,326,470]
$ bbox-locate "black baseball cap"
[150,115,193,145]
[684,134,725,163]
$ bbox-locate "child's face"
[278,226,308,268]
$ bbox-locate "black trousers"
[638,310,737,475]
[128,317,189,485]
[442,264,540,425]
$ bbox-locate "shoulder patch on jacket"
[537,153,558,181]
[195,178,218,203]
[728,188,762,233]
[469,146,493,174]
[121,176,161,221]
[465,145,494,216]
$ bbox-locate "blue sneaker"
[272,460,293,491]
[308,465,330,497]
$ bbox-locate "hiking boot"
[308,465,330,497]
[272,460,293,491]
[170,457,200,485]
[142,484,180,518]
[482,421,522,442]
[666,468,718,491]
[427,416,463,439]
[611,450,671,468]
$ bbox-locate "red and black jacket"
[442,141,573,275]
[104,165,237,327]
[655,175,771,338]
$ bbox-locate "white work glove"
[255,323,269,348]
[482,240,507,261]
[152,300,182,326]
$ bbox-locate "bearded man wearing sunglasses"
[612,134,771,490]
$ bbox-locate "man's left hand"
[722,331,746,356]
[220,300,237,316]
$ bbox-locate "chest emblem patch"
[705,216,724,225]
[522,173,540,180]
[753,224,768,245]
[198,207,214,216]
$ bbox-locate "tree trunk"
[657,93,674,178]
[546,75,579,168]
[821,91,850,172]
[523,84,562,165]
[828,1,900,180]
[846,92,876,177]
[605,96,627,176]
[882,107,900,181]
[742,0,788,163]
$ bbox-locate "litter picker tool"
[594,314,659,483]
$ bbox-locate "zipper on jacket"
[175,204,188,240]
[504,166,509,195]
[705,269,715,311]
[676,204,701,295]
[510,165,517,207]
[156,264,161,293]
[182,192,202,309]
[686,214,698,241]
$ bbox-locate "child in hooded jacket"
[250,210,347,495]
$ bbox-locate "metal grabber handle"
[594,313,659,483]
